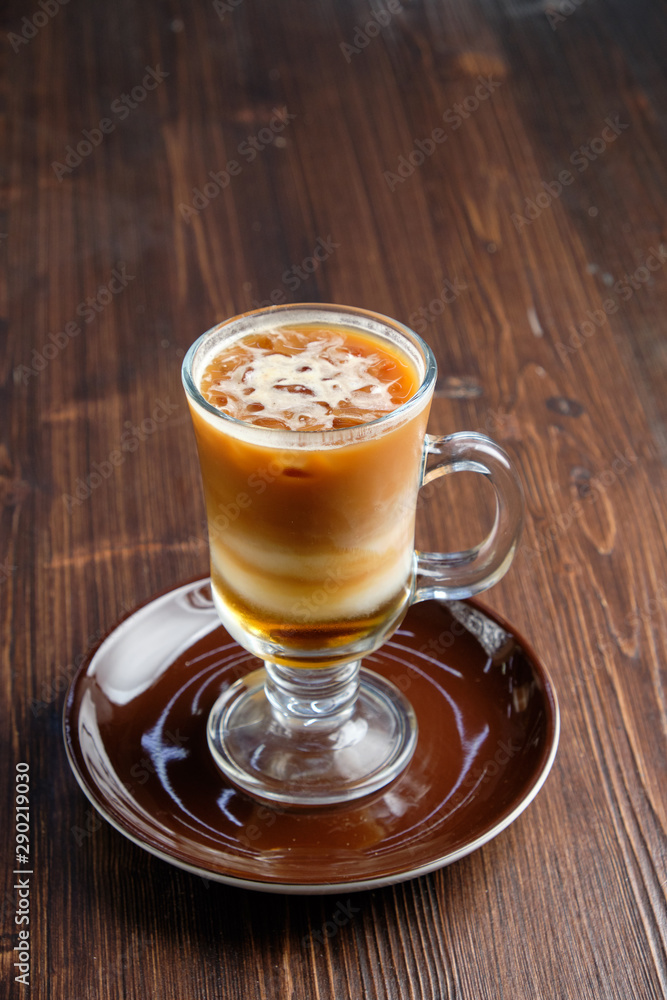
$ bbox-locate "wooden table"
[3,0,666,996]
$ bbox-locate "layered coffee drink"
[186,320,431,667]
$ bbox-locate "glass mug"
[182,304,523,806]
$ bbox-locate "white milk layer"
[210,518,414,622]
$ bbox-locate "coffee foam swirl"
[201,328,413,431]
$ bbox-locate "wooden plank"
[1,0,665,997]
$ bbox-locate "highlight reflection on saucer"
[64,578,559,894]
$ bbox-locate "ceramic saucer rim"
[63,577,560,895]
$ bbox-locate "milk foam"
[202,328,410,431]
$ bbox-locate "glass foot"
[207,661,418,807]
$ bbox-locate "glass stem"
[264,660,361,734]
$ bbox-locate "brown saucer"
[63,578,559,894]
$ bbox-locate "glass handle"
[414,432,524,602]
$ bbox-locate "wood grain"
[1,0,666,997]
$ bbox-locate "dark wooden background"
[2,0,666,997]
